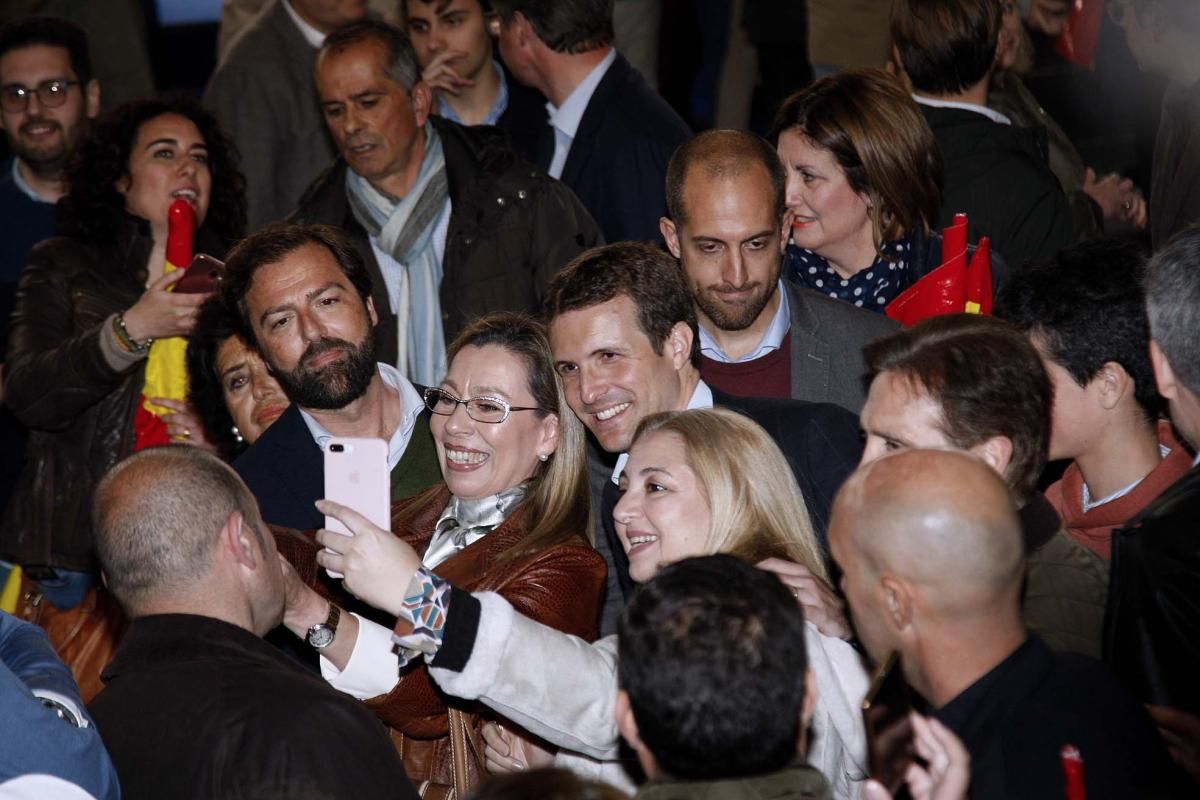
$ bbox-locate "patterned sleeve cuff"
[391,567,454,667]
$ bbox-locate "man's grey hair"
[93,446,265,613]
[1145,225,1200,393]
[319,20,422,91]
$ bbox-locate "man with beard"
[0,16,99,522]
[660,130,897,414]
[222,223,441,530]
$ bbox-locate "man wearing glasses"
[222,222,442,531]
[0,16,98,545]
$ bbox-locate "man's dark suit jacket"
[536,51,691,244]
[90,614,418,800]
[599,389,864,601]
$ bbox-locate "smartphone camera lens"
[330,444,344,453]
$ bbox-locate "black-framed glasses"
[423,387,542,424]
[1,80,81,113]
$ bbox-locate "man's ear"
[410,81,433,128]
[1151,339,1179,401]
[969,435,1014,479]
[666,320,694,371]
[84,79,101,120]
[366,295,379,328]
[880,574,913,633]
[223,511,261,571]
[1096,361,1132,411]
[660,216,682,259]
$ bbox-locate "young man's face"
[405,0,494,82]
[0,44,98,175]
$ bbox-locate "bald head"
[833,449,1025,620]
[94,446,266,615]
[665,129,786,226]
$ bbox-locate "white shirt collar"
[913,94,1012,126]
[283,0,326,48]
[699,280,791,363]
[10,158,52,203]
[611,379,713,484]
[546,48,617,140]
[299,362,425,470]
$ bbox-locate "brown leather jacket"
[2,223,149,572]
[276,484,607,788]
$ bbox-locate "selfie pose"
[275,313,607,792]
[308,408,871,798]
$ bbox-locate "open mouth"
[625,533,658,556]
[594,402,631,423]
[446,447,489,468]
[171,188,198,205]
[20,121,59,137]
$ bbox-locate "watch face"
[307,624,335,649]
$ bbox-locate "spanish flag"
[885,213,993,327]
[133,199,195,450]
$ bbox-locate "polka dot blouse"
[786,235,914,312]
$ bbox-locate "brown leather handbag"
[407,708,484,800]
[16,577,127,704]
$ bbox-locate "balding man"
[860,313,1107,657]
[88,447,417,800]
[830,449,1184,800]
[661,130,896,413]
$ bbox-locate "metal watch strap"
[306,603,341,649]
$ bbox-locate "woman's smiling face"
[613,430,713,584]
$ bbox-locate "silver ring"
[182,427,191,439]
[1122,201,1132,211]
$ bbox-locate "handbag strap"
[446,708,480,798]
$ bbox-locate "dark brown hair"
[768,68,943,246]
[544,242,701,367]
[891,0,1001,95]
[491,0,613,53]
[665,129,786,226]
[220,222,375,345]
[863,314,1050,501]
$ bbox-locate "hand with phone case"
[315,499,423,617]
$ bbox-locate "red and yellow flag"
[133,199,195,450]
[885,213,993,327]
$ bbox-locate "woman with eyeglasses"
[2,95,244,606]
[275,312,606,792]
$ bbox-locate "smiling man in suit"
[544,242,864,612]
[489,0,691,243]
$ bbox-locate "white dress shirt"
[298,362,426,470]
[282,0,325,48]
[545,48,617,179]
[913,94,1012,125]
[611,379,714,484]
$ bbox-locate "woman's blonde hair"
[632,408,830,587]
[399,313,589,561]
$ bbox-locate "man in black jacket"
[489,0,691,243]
[1108,225,1200,785]
[891,0,1073,269]
[544,242,864,619]
[89,446,417,800]
[295,20,600,382]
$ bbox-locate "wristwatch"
[306,604,342,650]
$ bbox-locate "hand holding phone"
[174,253,225,294]
[322,438,389,578]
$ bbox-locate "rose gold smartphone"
[322,437,390,578]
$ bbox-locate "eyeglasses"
[423,387,542,424]
[1,80,81,113]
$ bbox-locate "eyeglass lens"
[1,80,76,112]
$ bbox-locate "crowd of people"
[1,1,1199,798]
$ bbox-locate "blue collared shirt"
[546,48,617,179]
[437,60,510,127]
[699,280,791,363]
